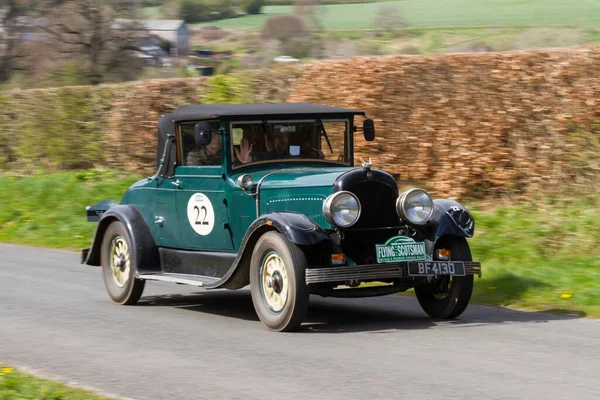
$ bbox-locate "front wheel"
[414,237,474,319]
[100,220,145,305]
[249,231,309,332]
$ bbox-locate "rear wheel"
[414,237,473,319]
[250,231,309,332]
[100,221,145,305]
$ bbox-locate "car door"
[174,124,234,251]
[153,176,182,248]
[174,166,234,251]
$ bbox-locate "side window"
[180,121,221,166]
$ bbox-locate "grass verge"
[0,170,141,249]
[0,171,598,317]
[0,366,112,400]
[468,197,600,317]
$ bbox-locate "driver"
[187,133,222,166]
[236,128,290,163]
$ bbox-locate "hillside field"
[192,0,600,30]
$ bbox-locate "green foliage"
[179,0,205,22]
[45,60,92,88]
[11,87,111,172]
[203,74,250,104]
[179,0,236,23]
[243,0,265,14]
[0,366,113,399]
[0,93,13,170]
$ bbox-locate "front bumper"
[305,261,482,284]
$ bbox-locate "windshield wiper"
[317,119,333,153]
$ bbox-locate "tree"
[242,0,264,15]
[372,4,408,31]
[160,0,180,19]
[42,0,144,85]
[0,0,32,83]
[261,15,308,44]
[178,0,236,23]
[294,0,322,29]
[293,0,323,59]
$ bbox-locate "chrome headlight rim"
[396,188,434,226]
[236,174,254,189]
[322,191,361,228]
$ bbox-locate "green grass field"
[0,366,111,400]
[1,171,598,316]
[193,0,600,30]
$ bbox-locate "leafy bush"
[203,74,249,104]
[242,0,265,14]
[372,4,408,30]
[179,0,236,23]
[280,37,312,58]
[261,15,309,43]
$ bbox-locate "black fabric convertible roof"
[156,103,365,177]
[170,103,365,122]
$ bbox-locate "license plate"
[407,261,466,276]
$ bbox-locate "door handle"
[155,216,164,225]
[171,180,182,189]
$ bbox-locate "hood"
[257,167,351,190]
[257,167,352,228]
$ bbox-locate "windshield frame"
[228,118,351,171]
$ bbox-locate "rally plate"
[407,261,466,277]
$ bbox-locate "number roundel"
[186,193,215,236]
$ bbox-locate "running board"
[138,273,221,287]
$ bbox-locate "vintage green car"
[82,103,481,331]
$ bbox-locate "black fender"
[257,211,331,246]
[422,199,475,254]
[83,205,160,275]
[218,212,332,289]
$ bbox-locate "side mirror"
[363,119,375,141]
[194,122,212,147]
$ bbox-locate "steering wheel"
[304,148,325,159]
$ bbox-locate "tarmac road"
[0,243,598,400]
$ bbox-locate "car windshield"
[230,120,349,168]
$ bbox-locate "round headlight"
[322,191,361,228]
[396,188,434,225]
[236,174,254,189]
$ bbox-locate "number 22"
[194,205,209,225]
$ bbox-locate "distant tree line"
[0,0,147,86]
[160,0,265,22]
